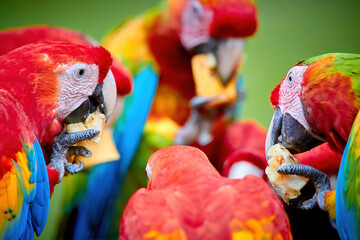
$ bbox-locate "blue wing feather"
[72,66,158,239]
[30,140,50,236]
[2,140,49,240]
[335,111,360,240]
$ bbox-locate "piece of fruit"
[265,144,308,202]
[191,53,237,109]
[66,110,105,143]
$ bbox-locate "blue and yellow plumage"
[335,111,360,239]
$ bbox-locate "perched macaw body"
[0,42,116,239]
[120,145,292,240]
[0,25,133,239]
[66,0,259,238]
[266,53,360,239]
[336,112,360,239]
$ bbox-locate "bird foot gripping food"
[66,109,106,144]
[65,109,105,163]
[191,53,237,110]
[265,144,308,202]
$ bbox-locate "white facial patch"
[228,161,263,179]
[146,163,152,180]
[279,65,310,130]
[57,62,99,120]
[180,0,213,50]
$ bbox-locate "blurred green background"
[1,0,360,239]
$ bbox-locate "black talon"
[277,165,331,211]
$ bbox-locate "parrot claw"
[277,164,331,211]
[64,160,85,175]
[190,96,216,108]
[66,146,92,158]
[175,110,214,146]
[54,129,99,148]
[49,129,99,183]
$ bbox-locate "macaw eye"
[191,1,203,16]
[287,72,294,85]
[74,68,85,80]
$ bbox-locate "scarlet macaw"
[0,41,116,239]
[120,145,292,240]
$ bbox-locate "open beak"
[65,70,117,124]
[265,106,324,157]
[193,38,244,84]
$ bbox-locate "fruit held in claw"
[265,144,308,202]
[66,109,105,144]
[65,109,105,165]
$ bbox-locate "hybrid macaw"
[266,53,360,239]
[0,41,116,239]
[68,0,259,238]
[120,145,292,240]
[219,119,342,239]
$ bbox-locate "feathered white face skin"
[56,62,99,120]
[180,0,213,50]
[146,163,152,180]
[278,65,310,130]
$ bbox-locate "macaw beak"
[65,70,117,124]
[265,106,324,157]
[193,38,244,84]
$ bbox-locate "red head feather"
[0,25,132,95]
[270,83,281,107]
[0,41,113,143]
[205,0,258,38]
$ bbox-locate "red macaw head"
[145,145,219,189]
[170,0,258,83]
[0,25,132,97]
[266,53,360,155]
[0,41,116,142]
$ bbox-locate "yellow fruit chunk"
[65,110,119,168]
[191,53,237,109]
[66,110,105,143]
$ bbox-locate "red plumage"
[220,120,341,178]
[0,25,132,96]
[0,41,113,192]
[208,0,258,38]
[270,83,281,107]
[120,145,291,240]
[302,68,358,153]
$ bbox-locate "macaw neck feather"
[301,53,360,153]
[0,49,59,143]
